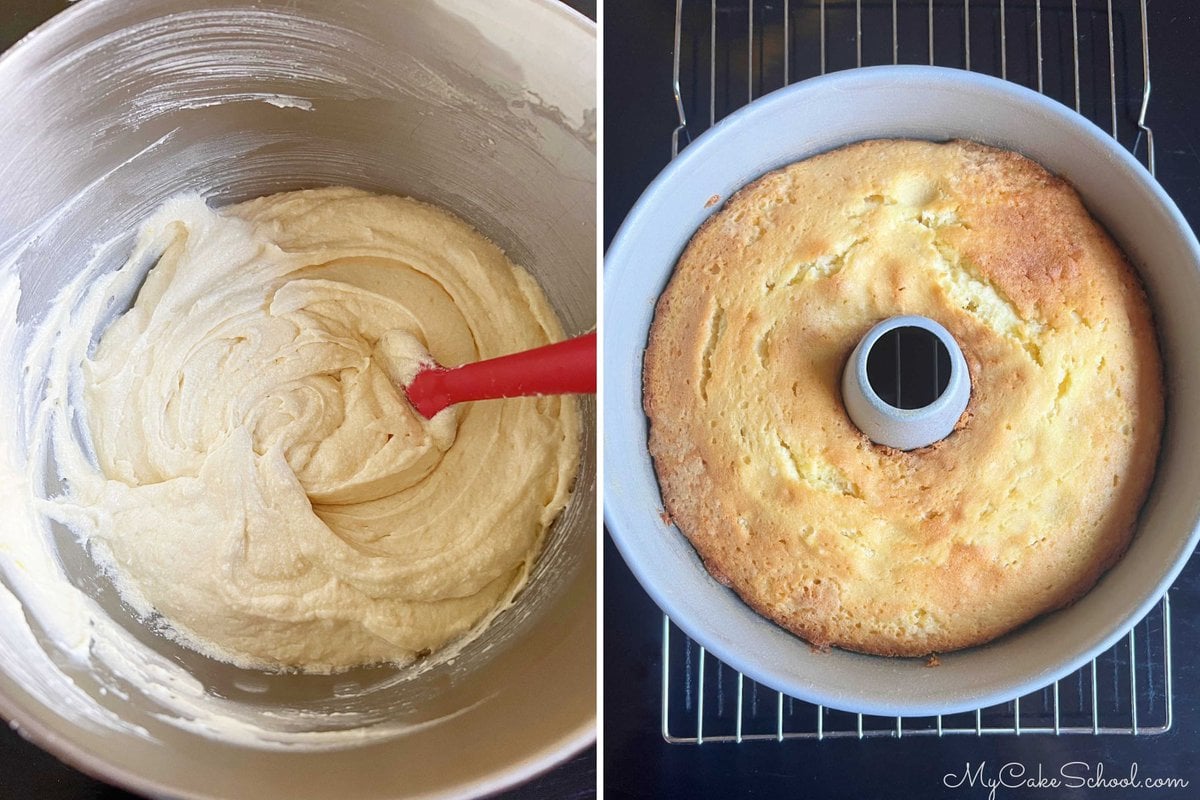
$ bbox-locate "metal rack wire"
[662,0,1173,743]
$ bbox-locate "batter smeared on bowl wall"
[643,139,1162,656]
[46,187,581,673]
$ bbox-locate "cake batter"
[48,187,581,673]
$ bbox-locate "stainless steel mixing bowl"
[0,1,595,797]
[605,66,1200,717]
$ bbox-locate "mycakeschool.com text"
[943,761,1190,800]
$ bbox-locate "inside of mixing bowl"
[23,159,594,738]
[0,0,595,748]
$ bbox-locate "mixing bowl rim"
[0,0,596,796]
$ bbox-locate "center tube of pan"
[841,315,970,451]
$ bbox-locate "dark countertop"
[604,1,1200,798]
[0,2,594,799]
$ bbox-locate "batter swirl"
[50,187,580,673]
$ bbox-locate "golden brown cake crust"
[643,139,1163,656]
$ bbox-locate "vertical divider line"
[1091,660,1100,734]
[817,705,825,741]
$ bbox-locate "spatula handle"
[406,332,596,418]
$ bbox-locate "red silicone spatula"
[404,331,596,419]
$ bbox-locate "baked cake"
[643,139,1163,656]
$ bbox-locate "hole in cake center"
[865,326,952,410]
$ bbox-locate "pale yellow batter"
[57,187,581,673]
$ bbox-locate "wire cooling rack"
[661,0,1173,742]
